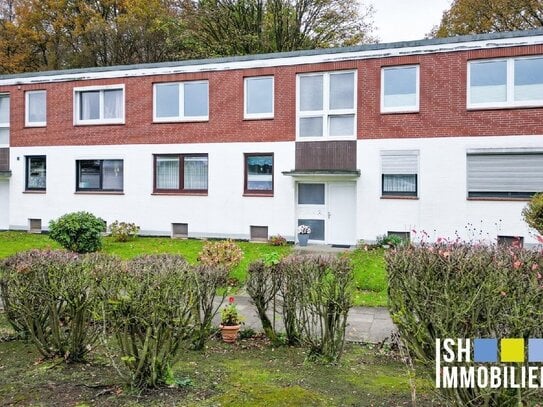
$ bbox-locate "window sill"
[74,121,125,126]
[380,110,419,115]
[467,104,543,111]
[467,197,530,202]
[380,196,418,200]
[23,190,46,194]
[153,118,209,124]
[243,115,274,121]
[152,192,208,196]
[75,191,124,195]
[24,124,47,128]
[243,193,274,197]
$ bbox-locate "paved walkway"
[213,295,396,344]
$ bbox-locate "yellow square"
[501,338,525,362]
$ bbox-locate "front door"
[296,181,356,245]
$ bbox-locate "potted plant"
[297,224,312,247]
[219,297,244,343]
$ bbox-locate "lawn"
[0,231,387,307]
[0,315,432,406]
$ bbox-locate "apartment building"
[0,29,543,245]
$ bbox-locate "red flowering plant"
[220,297,244,326]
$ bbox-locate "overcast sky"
[370,0,452,43]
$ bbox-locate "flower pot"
[298,233,310,247]
[220,324,241,343]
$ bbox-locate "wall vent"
[250,225,269,242]
[172,223,188,239]
[497,235,524,247]
[28,218,42,234]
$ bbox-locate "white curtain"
[80,91,100,120]
[156,157,179,189]
[29,92,46,123]
[104,89,123,119]
[184,156,208,190]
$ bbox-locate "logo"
[436,338,543,389]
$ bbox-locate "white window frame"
[153,80,209,123]
[73,84,125,125]
[380,65,420,113]
[296,70,357,141]
[0,93,9,147]
[244,76,274,120]
[467,56,543,109]
[25,90,47,127]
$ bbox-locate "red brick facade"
[4,43,543,147]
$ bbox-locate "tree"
[433,0,543,38]
[188,0,376,56]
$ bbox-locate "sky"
[370,0,453,43]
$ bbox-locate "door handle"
[327,212,331,219]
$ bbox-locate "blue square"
[474,338,498,363]
[529,339,543,362]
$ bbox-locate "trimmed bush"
[108,220,140,242]
[279,254,354,362]
[522,192,543,235]
[100,254,197,388]
[198,240,243,271]
[49,211,105,253]
[387,243,543,406]
[0,250,116,361]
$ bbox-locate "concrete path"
[212,295,396,344]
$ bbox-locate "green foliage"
[522,192,543,235]
[48,212,105,253]
[376,234,404,248]
[108,220,140,242]
[246,259,281,343]
[192,265,229,350]
[387,243,543,405]
[220,299,244,326]
[100,254,197,389]
[268,234,288,246]
[198,240,243,272]
[279,254,354,363]
[0,250,116,361]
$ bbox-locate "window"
[25,90,46,126]
[467,152,543,199]
[244,154,273,195]
[468,56,543,108]
[154,81,209,122]
[297,71,356,140]
[381,150,419,197]
[244,76,274,119]
[297,219,325,241]
[0,94,9,146]
[25,156,46,191]
[154,154,208,193]
[381,65,419,113]
[298,183,325,205]
[76,160,124,191]
[74,85,124,125]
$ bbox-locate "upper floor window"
[76,159,124,192]
[244,76,274,119]
[154,154,208,193]
[0,94,8,146]
[468,56,543,108]
[381,150,419,198]
[26,156,46,191]
[74,85,124,125]
[467,151,543,199]
[25,90,46,127]
[297,71,356,140]
[381,65,419,113]
[244,153,273,196]
[153,81,209,122]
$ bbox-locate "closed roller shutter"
[467,153,543,198]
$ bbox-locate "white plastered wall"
[357,135,543,245]
[9,142,296,240]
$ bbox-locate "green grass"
[0,313,434,406]
[0,231,388,306]
[349,248,388,307]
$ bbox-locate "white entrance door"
[0,179,9,230]
[328,182,356,245]
[296,181,356,245]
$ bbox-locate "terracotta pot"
[220,324,240,343]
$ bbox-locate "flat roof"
[1,28,542,85]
